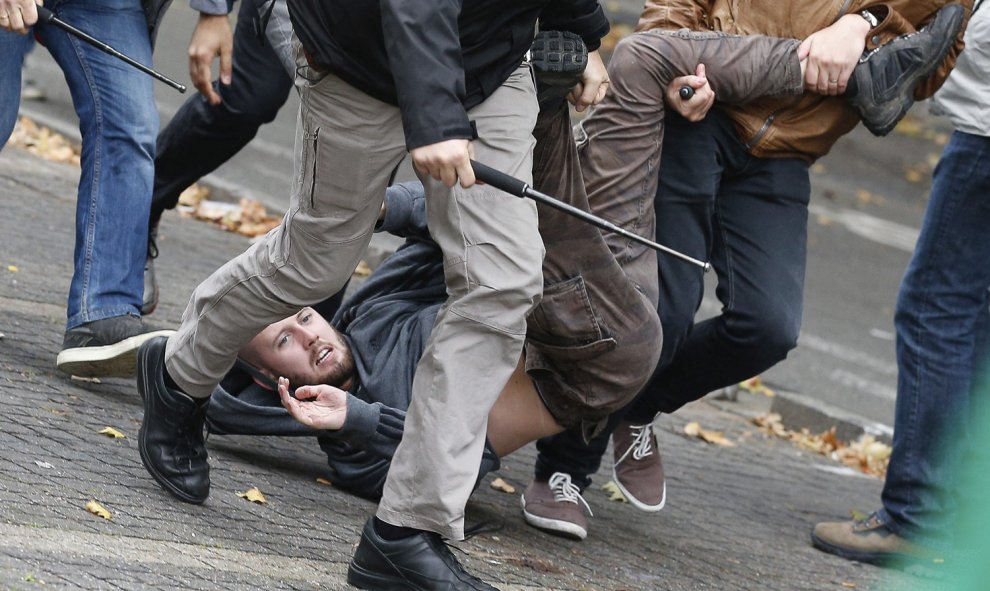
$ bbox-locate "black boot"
[137,336,210,504]
[347,517,499,590]
[846,4,965,136]
[530,30,588,112]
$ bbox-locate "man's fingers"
[455,157,475,189]
[189,54,220,105]
[797,38,812,61]
[219,41,233,86]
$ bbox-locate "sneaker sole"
[866,5,964,136]
[610,473,667,513]
[56,329,175,378]
[520,494,587,540]
[136,338,208,505]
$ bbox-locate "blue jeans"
[0,0,157,330]
[879,130,990,548]
[537,110,810,484]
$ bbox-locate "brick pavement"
[0,147,910,590]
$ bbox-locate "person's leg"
[33,0,170,377]
[486,355,563,457]
[151,0,293,225]
[375,63,544,542]
[880,131,990,548]
[0,30,31,147]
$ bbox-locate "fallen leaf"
[601,480,628,503]
[34,460,54,469]
[98,427,125,439]
[85,500,112,520]
[6,265,17,272]
[841,582,857,588]
[352,260,372,277]
[70,375,101,384]
[489,477,515,494]
[738,376,775,397]
[905,168,925,183]
[683,421,701,437]
[316,477,333,486]
[237,487,268,504]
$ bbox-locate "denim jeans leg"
[152,0,293,226]
[880,131,990,547]
[627,112,809,421]
[0,30,32,147]
[37,0,157,329]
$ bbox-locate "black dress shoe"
[530,30,588,112]
[347,517,499,590]
[846,4,965,136]
[137,336,210,504]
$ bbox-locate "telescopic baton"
[470,160,711,272]
[36,6,187,93]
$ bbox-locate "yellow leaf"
[237,487,268,504]
[683,421,701,437]
[601,480,628,503]
[685,421,735,446]
[98,427,125,439]
[353,260,373,277]
[316,477,333,486]
[738,376,775,397]
[489,477,516,494]
[85,500,112,520]
[6,265,17,272]
[905,168,924,183]
[71,375,102,384]
[841,582,857,588]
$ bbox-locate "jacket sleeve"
[329,394,408,460]
[380,0,475,151]
[858,0,975,100]
[540,0,611,51]
[189,0,232,15]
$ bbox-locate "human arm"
[798,13,871,95]
[187,0,234,104]
[567,49,610,113]
[664,64,716,122]
[0,0,38,34]
[377,182,431,241]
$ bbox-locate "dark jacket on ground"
[286,0,608,149]
[206,182,499,499]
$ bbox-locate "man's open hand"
[188,13,233,105]
[278,377,349,431]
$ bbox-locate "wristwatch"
[859,9,879,28]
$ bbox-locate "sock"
[373,516,420,541]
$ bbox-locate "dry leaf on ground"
[353,260,372,277]
[752,414,891,478]
[97,427,125,439]
[10,117,81,165]
[85,500,112,520]
[738,376,775,397]
[316,477,333,486]
[6,265,17,272]
[237,487,268,504]
[683,421,736,447]
[70,375,101,384]
[601,480,628,503]
[489,477,515,494]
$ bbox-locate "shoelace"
[628,423,655,461]
[548,472,593,517]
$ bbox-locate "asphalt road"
[14,3,954,432]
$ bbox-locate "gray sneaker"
[521,472,592,540]
[56,315,174,378]
[846,4,965,136]
[141,224,160,316]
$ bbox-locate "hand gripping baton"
[36,6,186,93]
[471,160,711,272]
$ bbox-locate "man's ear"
[234,358,278,391]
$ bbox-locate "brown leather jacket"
[636,0,973,162]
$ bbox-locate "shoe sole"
[346,562,424,591]
[136,339,208,505]
[520,494,587,540]
[810,530,906,566]
[610,473,667,513]
[867,6,964,136]
[56,329,175,378]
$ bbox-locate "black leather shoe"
[846,4,965,136]
[347,517,499,590]
[137,336,210,504]
[530,30,588,112]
